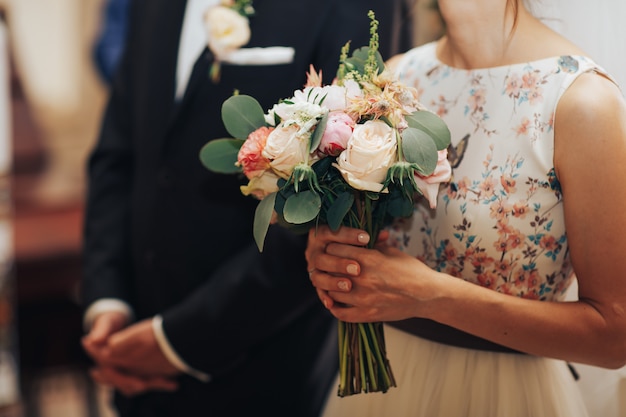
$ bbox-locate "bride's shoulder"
[559,70,624,124]
[384,42,438,73]
[554,69,626,174]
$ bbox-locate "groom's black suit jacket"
[82,0,411,415]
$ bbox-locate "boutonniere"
[203,0,255,83]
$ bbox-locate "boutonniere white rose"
[203,0,255,82]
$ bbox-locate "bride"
[306,0,626,416]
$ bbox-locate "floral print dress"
[390,42,609,302]
[321,42,608,417]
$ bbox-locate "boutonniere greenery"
[203,0,255,82]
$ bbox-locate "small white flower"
[272,101,327,137]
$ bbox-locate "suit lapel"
[143,0,187,148]
[168,46,212,124]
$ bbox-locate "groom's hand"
[87,318,180,377]
[90,365,178,397]
[82,310,128,349]
[83,313,179,395]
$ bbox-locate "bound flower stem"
[336,193,396,397]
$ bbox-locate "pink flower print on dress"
[515,117,531,137]
[505,73,523,98]
[512,201,529,219]
[500,174,517,194]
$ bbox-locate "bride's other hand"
[306,225,443,322]
[305,225,369,309]
[325,240,442,323]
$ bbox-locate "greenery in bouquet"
[200,11,452,396]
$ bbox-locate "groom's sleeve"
[159,225,322,376]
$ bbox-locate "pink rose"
[414,149,452,209]
[319,111,355,156]
[237,126,273,179]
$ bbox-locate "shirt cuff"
[152,315,212,383]
[83,298,134,331]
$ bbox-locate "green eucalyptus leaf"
[222,95,266,139]
[402,128,439,175]
[283,191,321,224]
[199,138,244,173]
[253,192,277,252]
[311,156,334,178]
[327,192,354,231]
[310,113,328,152]
[347,47,385,74]
[273,189,287,217]
[274,216,314,235]
[405,111,451,150]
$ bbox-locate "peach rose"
[237,127,273,179]
[262,123,312,179]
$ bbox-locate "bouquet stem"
[336,193,396,397]
[337,321,396,396]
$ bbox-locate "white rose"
[240,170,280,200]
[203,6,251,58]
[335,120,397,192]
[262,124,312,179]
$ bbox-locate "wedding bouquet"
[200,11,452,396]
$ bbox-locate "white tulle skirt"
[321,324,589,417]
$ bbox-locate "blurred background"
[0,0,114,415]
[0,1,623,417]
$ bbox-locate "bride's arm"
[306,72,626,369]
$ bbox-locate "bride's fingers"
[307,229,363,277]
[316,287,356,313]
[316,288,334,309]
[308,226,370,248]
[308,252,360,277]
[309,269,353,293]
[377,229,390,242]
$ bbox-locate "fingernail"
[346,264,358,276]
[337,281,349,291]
[357,233,370,244]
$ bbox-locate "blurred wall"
[0,15,20,409]
[534,0,626,88]
[0,0,107,206]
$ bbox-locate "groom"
[80,0,412,416]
